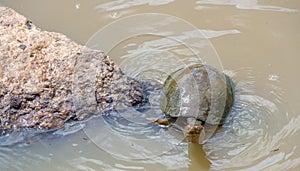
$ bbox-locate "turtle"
[149,64,234,143]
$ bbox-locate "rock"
[0,7,147,136]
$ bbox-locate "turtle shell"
[160,64,234,125]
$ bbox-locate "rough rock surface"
[0,7,146,136]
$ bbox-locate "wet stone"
[0,7,149,137]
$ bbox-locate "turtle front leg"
[147,117,171,126]
[147,115,179,127]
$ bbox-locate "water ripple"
[203,68,298,170]
[195,0,298,13]
[95,0,176,11]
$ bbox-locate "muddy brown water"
[0,0,300,170]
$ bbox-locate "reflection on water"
[195,0,298,12]
[95,0,299,13]
[95,0,176,11]
[0,0,300,170]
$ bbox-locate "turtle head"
[184,124,204,143]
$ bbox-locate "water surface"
[0,0,299,170]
